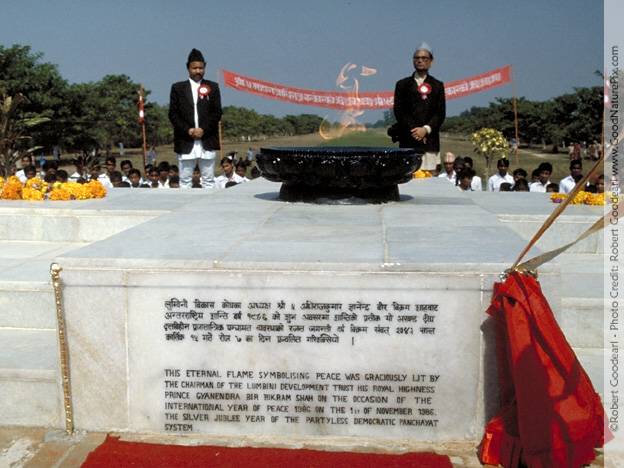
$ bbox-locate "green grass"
[85,128,582,182]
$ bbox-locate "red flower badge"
[418,82,432,100]
[198,84,211,100]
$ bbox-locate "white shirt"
[487,173,514,192]
[157,180,170,189]
[471,175,483,191]
[15,169,27,183]
[529,180,550,193]
[438,171,456,185]
[97,174,113,188]
[559,175,577,194]
[178,79,217,161]
[215,173,245,189]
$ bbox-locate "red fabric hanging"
[479,272,610,468]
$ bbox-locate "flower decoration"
[0,177,106,201]
[471,127,510,180]
[413,169,432,178]
[418,82,431,100]
[550,191,606,206]
[198,84,211,100]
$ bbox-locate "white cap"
[415,42,433,56]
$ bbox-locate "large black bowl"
[255,146,422,202]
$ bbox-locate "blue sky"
[1,0,603,122]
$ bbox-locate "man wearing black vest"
[169,48,222,188]
[391,42,446,173]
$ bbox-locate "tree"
[0,88,49,177]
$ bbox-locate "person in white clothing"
[487,158,514,191]
[438,152,456,184]
[559,160,583,194]
[529,162,553,193]
[215,155,244,189]
[14,155,32,183]
[463,157,482,191]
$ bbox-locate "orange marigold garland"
[550,191,606,206]
[0,177,107,201]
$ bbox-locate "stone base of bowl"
[278,182,400,203]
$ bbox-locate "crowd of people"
[12,151,260,191]
[435,152,604,194]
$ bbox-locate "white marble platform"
[0,177,605,449]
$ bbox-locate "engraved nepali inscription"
[159,296,441,433]
[163,297,438,345]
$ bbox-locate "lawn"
[82,128,586,183]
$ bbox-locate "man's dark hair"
[570,160,582,170]
[128,168,141,178]
[56,169,68,182]
[537,162,553,173]
[496,158,510,168]
[513,179,530,191]
[120,160,133,168]
[499,182,513,192]
[105,156,116,165]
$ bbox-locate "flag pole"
[138,85,148,175]
[217,69,224,161]
[511,66,520,166]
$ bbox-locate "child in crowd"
[235,159,251,182]
[512,168,527,184]
[487,158,514,192]
[41,160,58,179]
[15,155,32,183]
[109,171,129,187]
[56,170,68,183]
[462,157,482,191]
[559,160,583,194]
[546,183,559,193]
[499,182,513,192]
[120,160,133,182]
[24,165,37,180]
[169,175,180,188]
[169,165,179,179]
[215,154,245,189]
[128,169,149,188]
[529,162,552,192]
[457,168,475,191]
[513,179,530,192]
[157,162,170,188]
[192,166,202,188]
[69,157,87,183]
[148,167,159,188]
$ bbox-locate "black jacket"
[168,79,222,155]
[392,73,445,152]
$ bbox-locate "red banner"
[222,65,512,110]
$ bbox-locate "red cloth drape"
[479,272,610,467]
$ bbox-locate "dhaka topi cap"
[415,42,433,59]
[187,48,205,66]
[443,152,456,163]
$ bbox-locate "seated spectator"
[513,179,530,192]
[90,164,113,188]
[44,173,57,184]
[23,165,37,181]
[487,158,514,192]
[235,159,251,182]
[499,182,513,192]
[438,152,456,184]
[512,168,527,183]
[463,157,482,191]
[546,183,559,193]
[157,162,170,188]
[215,155,244,189]
[69,157,88,183]
[105,156,117,177]
[225,180,239,188]
[530,162,553,192]
[169,175,180,188]
[191,165,202,188]
[457,168,476,191]
[120,159,133,182]
[148,167,159,188]
[530,168,540,184]
[169,165,179,179]
[559,160,583,194]
[128,168,149,188]
[15,155,32,183]
[250,165,261,179]
[56,169,68,183]
[41,160,58,179]
[596,174,605,193]
[452,157,466,186]
[109,171,127,187]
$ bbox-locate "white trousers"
[179,157,215,189]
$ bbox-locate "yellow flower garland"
[550,191,606,206]
[0,177,107,201]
